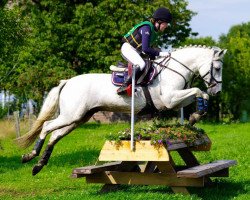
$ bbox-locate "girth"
[137,86,158,117]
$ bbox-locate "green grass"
[0,122,249,199]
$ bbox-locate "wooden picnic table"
[72,136,237,195]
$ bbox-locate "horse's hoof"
[189,112,201,126]
[32,164,43,176]
[189,115,196,126]
[21,154,30,163]
[22,152,36,163]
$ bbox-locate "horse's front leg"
[189,92,209,125]
[161,88,208,125]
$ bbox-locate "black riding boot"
[117,67,141,95]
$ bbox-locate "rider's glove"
[159,51,170,57]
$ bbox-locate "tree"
[0,0,196,105]
[0,4,26,96]
[177,36,217,47]
[219,22,250,120]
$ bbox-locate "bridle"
[153,53,223,89]
[200,58,223,88]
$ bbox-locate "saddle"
[110,60,156,87]
[110,60,158,116]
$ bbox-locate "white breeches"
[121,43,145,70]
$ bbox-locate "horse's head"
[199,48,227,96]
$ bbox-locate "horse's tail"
[16,80,68,148]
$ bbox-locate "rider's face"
[159,22,168,32]
[155,21,168,32]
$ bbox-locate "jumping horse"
[17,45,227,175]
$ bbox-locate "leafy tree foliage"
[177,36,217,47]
[0,0,196,104]
[0,5,26,91]
[219,22,250,120]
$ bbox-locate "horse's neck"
[153,47,214,89]
[155,47,213,75]
[174,48,212,69]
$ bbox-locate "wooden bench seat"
[177,160,237,178]
[72,161,122,178]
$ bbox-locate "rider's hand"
[159,52,170,57]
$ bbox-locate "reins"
[152,54,220,89]
[152,56,193,89]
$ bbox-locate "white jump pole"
[180,107,184,125]
[130,66,136,151]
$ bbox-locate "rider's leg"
[117,43,145,94]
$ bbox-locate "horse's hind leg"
[32,123,77,176]
[21,138,45,163]
[22,115,79,163]
[31,109,97,175]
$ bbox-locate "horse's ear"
[215,49,227,58]
[222,49,227,55]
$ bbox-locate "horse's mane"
[171,44,221,52]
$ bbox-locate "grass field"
[0,121,249,200]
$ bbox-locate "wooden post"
[28,99,34,130]
[14,111,20,138]
[1,90,5,108]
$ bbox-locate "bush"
[0,106,8,119]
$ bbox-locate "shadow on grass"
[0,155,29,173]
[49,148,100,167]
[90,179,248,199]
[0,147,100,175]
[190,179,249,199]
[95,185,173,195]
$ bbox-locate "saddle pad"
[111,67,157,87]
[111,71,128,86]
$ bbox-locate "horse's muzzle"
[207,83,222,96]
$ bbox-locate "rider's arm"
[139,25,160,57]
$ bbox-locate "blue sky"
[187,0,250,40]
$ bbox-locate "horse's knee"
[193,88,203,97]
[202,92,209,100]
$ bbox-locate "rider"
[117,7,172,95]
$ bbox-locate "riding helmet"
[153,7,172,23]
